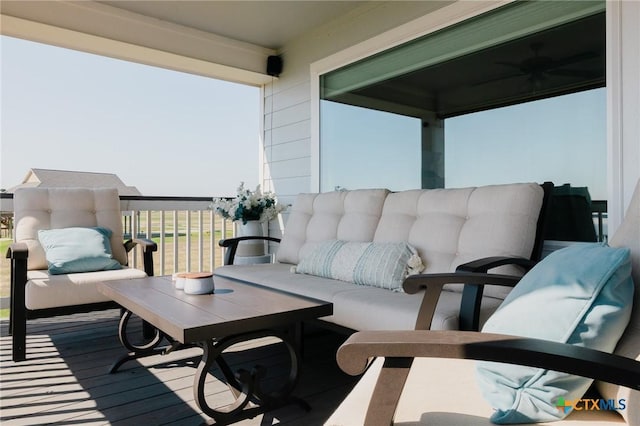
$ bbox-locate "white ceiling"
[99,1,367,49]
[0,0,371,84]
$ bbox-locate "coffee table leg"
[194,330,309,424]
[108,309,166,373]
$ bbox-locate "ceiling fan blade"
[552,51,600,68]
[470,71,525,87]
[495,61,523,70]
[547,69,602,78]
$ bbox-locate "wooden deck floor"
[0,310,359,425]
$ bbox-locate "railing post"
[173,210,179,273]
[186,211,191,272]
[131,210,138,269]
[210,209,215,271]
[159,210,165,275]
[198,210,204,272]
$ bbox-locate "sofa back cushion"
[277,189,389,264]
[13,187,128,270]
[373,183,543,281]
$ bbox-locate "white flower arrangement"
[211,182,286,224]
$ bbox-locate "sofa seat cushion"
[215,263,366,302]
[214,264,502,331]
[25,267,147,310]
[325,357,625,426]
[329,286,502,331]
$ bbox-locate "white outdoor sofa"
[215,182,552,334]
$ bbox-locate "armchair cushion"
[294,240,423,290]
[25,267,147,310]
[13,187,128,270]
[38,226,122,274]
[477,243,634,424]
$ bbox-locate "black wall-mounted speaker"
[267,55,283,77]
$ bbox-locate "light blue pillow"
[476,243,634,424]
[294,240,424,290]
[38,227,123,275]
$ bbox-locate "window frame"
[310,0,628,232]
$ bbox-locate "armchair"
[7,188,157,362]
[328,180,640,426]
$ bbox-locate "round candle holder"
[183,272,215,295]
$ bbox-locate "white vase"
[236,220,265,257]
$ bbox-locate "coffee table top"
[97,275,333,343]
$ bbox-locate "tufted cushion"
[276,189,389,264]
[14,187,128,270]
[374,183,544,298]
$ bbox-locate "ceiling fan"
[473,42,601,90]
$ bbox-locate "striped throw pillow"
[294,240,424,290]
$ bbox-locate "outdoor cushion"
[294,240,424,290]
[372,182,544,299]
[477,243,634,424]
[38,226,122,274]
[25,267,147,310]
[276,189,390,264]
[13,187,128,270]
[215,263,498,331]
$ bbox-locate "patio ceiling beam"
[0,0,276,86]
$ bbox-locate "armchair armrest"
[402,272,520,330]
[219,236,281,265]
[124,238,157,276]
[455,256,534,331]
[456,256,535,273]
[337,330,640,426]
[6,241,28,260]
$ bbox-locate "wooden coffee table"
[97,275,333,425]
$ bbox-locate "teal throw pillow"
[38,227,123,274]
[476,243,634,424]
[294,240,424,290]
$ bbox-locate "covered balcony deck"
[0,310,356,425]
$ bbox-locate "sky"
[321,87,606,200]
[1,36,259,197]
